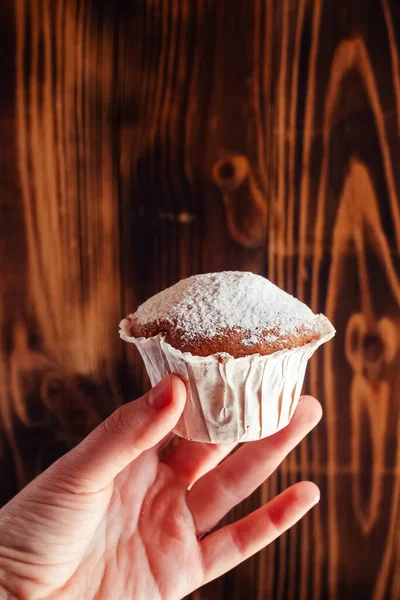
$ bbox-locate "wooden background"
[1,0,400,598]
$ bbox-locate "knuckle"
[218,469,243,505]
[230,526,246,558]
[102,406,128,435]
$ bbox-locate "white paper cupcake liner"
[119,315,335,443]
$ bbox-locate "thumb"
[51,374,186,492]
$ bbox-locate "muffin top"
[126,271,321,358]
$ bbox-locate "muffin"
[119,271,335,443]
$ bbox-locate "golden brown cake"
[124,271,321,358]
[119,271,335,443]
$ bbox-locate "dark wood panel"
[0,0,399,598]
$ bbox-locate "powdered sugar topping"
[133,271,319,346]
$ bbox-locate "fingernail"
[148,376,173,410]
[313,494,321,505]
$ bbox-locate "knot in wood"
[345,314,398,382]
[212,155,249,192]
[362,333,384,362]
[211,154,267,248]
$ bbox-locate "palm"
[68,453,205,599]
[0,379,321,600]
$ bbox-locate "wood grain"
[0,0,400,598]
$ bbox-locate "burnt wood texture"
[1,1,400,599]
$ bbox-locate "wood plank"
[0,0,399,598]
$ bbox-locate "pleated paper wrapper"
[119,315,335,444]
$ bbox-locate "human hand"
[0,375,322,600]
